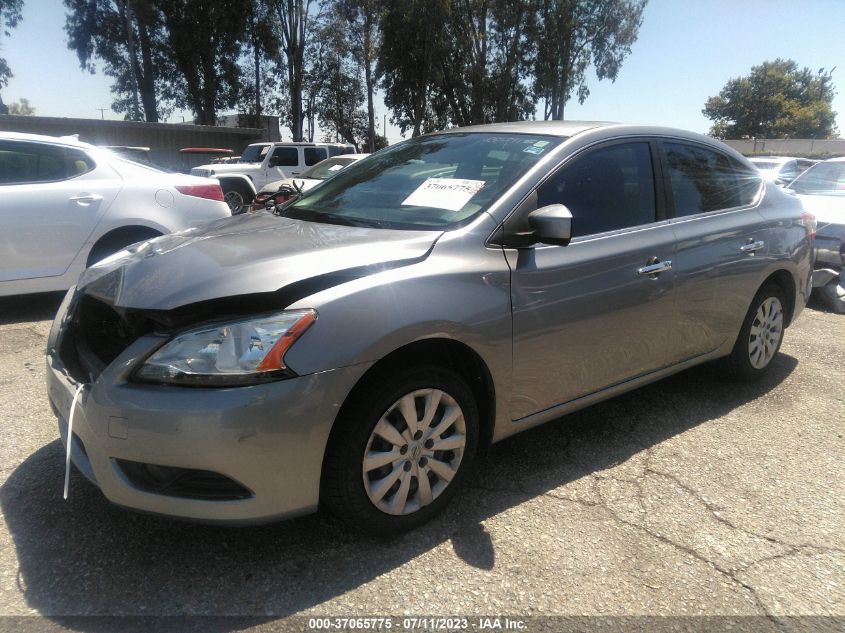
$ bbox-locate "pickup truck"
[191,141,356,212]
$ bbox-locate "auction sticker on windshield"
[402,178,486,211]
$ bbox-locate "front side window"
[536,141,656,237]
[664,142,759,216]
[270,147,299,167]
[285,132,564,230]
[0,141,94,184]
[303,147,328,166]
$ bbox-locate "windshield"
[787,161,845,195]
[239,144,271,163]
[299,156,358,180]
[284,132,563,230]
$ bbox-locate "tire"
[222,182,252,214]
[321,365,479,536]
[726,283,787,380]
[86,228,161,268]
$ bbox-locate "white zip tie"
[63,383,86,500]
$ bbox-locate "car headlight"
[134,309,316,387]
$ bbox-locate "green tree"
[239,0,278,128]
[64,0,172,122]
[271,0,317,141]
[337,0,380,151]
[0,0,23,104]
[7,96,34,114]
[157,0,251,125]
[378,0,449,136]
[703,59,838,139]
[437,0,538,126]
[534,0,646,120]
[309,6,368,147]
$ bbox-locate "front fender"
[214,174,257,196]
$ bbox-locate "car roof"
[432,121,740,152]
[0,131,97,149]
[437,120,614,137]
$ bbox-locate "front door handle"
[69,194,102,204]
[740,240,765,253]
[637,259,672,277]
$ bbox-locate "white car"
[749,156,817,186]
[785,157,845,312]
[251,154,369,210]
[191,141,357,212]
[0,132,231,297]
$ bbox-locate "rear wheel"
[727,283,786,380]
[86,228,161,268]
[322,365,479,536]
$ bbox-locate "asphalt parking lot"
[0,293,842,629]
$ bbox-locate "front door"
[508,140,684,420]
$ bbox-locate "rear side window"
[664,142,759,216]
[270,146,298,166]
[304,147,328,166]
[0,141,94,184]
[537,141,656,237]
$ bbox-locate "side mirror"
[528,204,573,246]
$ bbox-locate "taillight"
[800,211,817,239]
[175,183,225,202]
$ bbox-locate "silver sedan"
[47,121,813,534]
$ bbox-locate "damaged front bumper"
[46,288,372,524]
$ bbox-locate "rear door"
[508,139,685,420]
[0,141,120,282]
[660,140,768,358]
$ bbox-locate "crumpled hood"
[79,212,442,310]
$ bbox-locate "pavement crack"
[592,478,780,622]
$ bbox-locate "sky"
[2,0,844,143]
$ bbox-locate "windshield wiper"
[284,208,384,228]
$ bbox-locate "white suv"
[191,141,356,212]
[0,132,231,297]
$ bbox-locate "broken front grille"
[60,294,155,382]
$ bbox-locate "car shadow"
[1,354,798,627]
[0,292,66,326]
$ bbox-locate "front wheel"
[321,366,479,536]
[727,283,787,380]
[222,183,252,214]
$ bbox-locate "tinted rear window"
[665,142,760,216]
[0,141,95,184]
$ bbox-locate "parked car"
[191,141,357,213]
[251,153,369,210]
[749,156,817,186]
[0,132,231,297]
[785,157,845,312]
[47,121,812,535]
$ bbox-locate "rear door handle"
[637,259,672,277]
[740,240,765,253]
[69,194,102,204]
